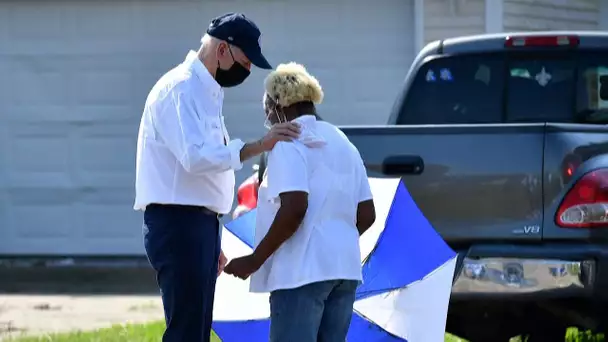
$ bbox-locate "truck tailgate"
[341,124,545,243]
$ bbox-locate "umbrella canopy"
[213,178,456,342]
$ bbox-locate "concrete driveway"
[0,263,164,340]
[0,294,163,340]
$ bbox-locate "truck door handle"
[382,155,424,175]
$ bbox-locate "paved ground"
[0,265,164,340]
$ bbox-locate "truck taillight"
[556,168,608,228]
[505,35,579,48]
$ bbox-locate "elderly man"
[134,13,299,342]
[225,63,376,342]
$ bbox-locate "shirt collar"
[291,115,317,125]
[291,115,327,148]
[183,50,222,95]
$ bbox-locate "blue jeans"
[270,280,358,342]
[143,204,220,342]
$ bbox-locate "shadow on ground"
[0,258,159,295]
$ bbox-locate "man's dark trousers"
[143,204,220,342]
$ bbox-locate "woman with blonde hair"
[225,62,376,341]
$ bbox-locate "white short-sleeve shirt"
[249,115,372,293]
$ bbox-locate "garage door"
[0,0,415,255]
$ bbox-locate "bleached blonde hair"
[264,62,324,108]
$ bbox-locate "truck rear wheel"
[447,301,572,342]
[522,324,569,342]
[447,310,517,342]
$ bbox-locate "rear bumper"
[452,257,592,298]
[451,244,608,300]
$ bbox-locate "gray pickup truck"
[235,32,608,341]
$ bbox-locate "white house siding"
[503,0,602,31]
[424,0,487,44]
[0,0,415,255]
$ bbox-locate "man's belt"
[147,203,223,218]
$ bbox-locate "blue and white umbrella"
[212,178,457,342]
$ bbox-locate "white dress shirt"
[250,115,373,293]
[134,51,245,214]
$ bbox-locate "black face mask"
[215,47,251,88]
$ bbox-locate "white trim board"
[414,0,425,53]
[485,0,504,33]
[600,0,608,31]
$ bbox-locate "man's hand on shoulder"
[239,122,300,163]
[260,122,300,151]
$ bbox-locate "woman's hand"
[224,254,263,280]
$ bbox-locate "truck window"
[397,50,608,125]
[577,53,608,123]
[398,55,504,125]
[506,57,575,122]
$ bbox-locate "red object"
[505,35,580,48]
[556,168,608,228]
[561,153,583,183]
[233,173,259,218]
[566,167,574,177]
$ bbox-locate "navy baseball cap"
[206,12,272,70]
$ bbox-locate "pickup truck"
[233,32,608,342]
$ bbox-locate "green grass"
[445,333,467,342]
[3,322,603,342]
[3,321,466,342]
[4,322,220,342]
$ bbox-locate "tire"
[517,315,569,342]
[525,329,568,342]
[447,313,516,342]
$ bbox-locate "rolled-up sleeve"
[152,86,244,174]
[357,162,373,202]
[227,139,245,171]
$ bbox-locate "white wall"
[503,0,602,31]
[419,0,606,50]
[423,0,487,44]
